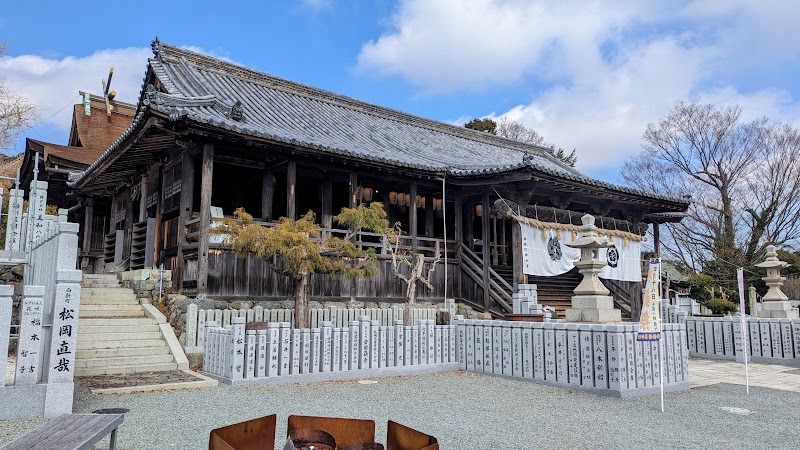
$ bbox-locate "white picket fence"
[204,317,456,385]
[184,304,438,353]
[1,217,82,419]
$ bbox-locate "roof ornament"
[523,151,535,165]
[228,100,244,121]
[151,38,164,60]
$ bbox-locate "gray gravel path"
[1,371,798,449]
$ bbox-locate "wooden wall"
[188,249,461,301]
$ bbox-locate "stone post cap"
[581,214,595,228]
[755,245,789,269]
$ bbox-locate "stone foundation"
[118,269,173,304]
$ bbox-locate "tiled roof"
[28,138,94,167]
[69,97,135,162]
[69,41,689,207]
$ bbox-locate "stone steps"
[78,331,163,342]
[80,297,139,306]
[76,339,168,350]
[81,286,137,297]
[76,346,170,359]
[78,324,161,334]
[75,273,183,376]
[75,354,176,369]
[79,304,146,318]
[79,317,153,326]
[76,362,179,377]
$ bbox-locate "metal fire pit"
[209,414,438,450]
[288,428,336,450]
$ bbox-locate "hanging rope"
[510,213,645,242]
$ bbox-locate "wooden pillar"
[197,142,214,298]
[465,201,474,251]
[286,160,297,220]
[349,172,358,208]
[653,223,661,258]
[511,220,524,290]
[453,191,463,245]
[81,198,95,271]
[322,176,333,229]
[410,181,418,252]
[124,188,134,258]
[261,167,274,221]
[481,188,491,312]
[175,150,195,290]
[424,193,434,237]
[138,175,147,221]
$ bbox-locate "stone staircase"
[77,274,182,376]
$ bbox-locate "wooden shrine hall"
[65,40,689,318]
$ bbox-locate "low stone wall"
[204,317,456,385]
[686,316,800,366]
[118,269,173,304]
[456,319,690,398]
[184,304,438,353]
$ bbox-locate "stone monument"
[564,214,622,323]
[755,245,798,319]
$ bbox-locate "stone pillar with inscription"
[564,215,622,323]
[5,188,24,251]
[44,269,82,399]
[16,286,45,385]
[755,245,798,319]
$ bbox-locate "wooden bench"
[1,413,124,450]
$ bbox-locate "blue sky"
[3,0,800,184]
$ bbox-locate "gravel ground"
[1,371,798,449]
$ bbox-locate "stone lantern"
[564,214,622,323]
[755,245,798,319]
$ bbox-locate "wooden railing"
[184,217,458,259]
[458,243,512,314]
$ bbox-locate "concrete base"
[565,296,622,323]
[208,362,459,386]
[473,371,690,398]
[757,301,799,319]
[0,382,74,420]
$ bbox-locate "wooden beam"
[322,176,333,229]
[261,167,274,221]
[511,221,524,290]
[197,142,214,298]
[175,149,195,290]
[81,198,94,255]
[287,159,297,220]
[453,191,463,244]
[653,223,660,258]
[124,187,134,259]
[465,201,474,251]
[410,181,418,252]
[138,175,147,221]
[424,194,434,237]
[349,172,358,209]
[481,187,491,312]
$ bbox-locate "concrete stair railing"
[76,274,186,376]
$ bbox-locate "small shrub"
[704,298,739,315]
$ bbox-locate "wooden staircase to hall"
[493,266,634,321]
[457,244,635,321]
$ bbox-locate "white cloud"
[357,0,800,174]
[0,47,151,136]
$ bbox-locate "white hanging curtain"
[519,222,642,282]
